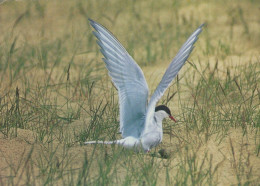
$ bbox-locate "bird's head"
[155,105,176,122]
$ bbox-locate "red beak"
[169,115,177,122]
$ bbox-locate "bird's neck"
[141,111,164,138]
[154,112,166,125]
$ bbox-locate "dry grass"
[0,0,259,185]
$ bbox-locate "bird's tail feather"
[84,140,117,145]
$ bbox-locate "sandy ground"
[0,0,259,185]
[0,117,259,185]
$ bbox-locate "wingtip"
[194,23,205,36]
[88,18,97,28]
[199,23,206,29]
[88,18,94,23]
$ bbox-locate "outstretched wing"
[145,24,204,127]
[89,19,149,138]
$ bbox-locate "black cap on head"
[155,105,171,116]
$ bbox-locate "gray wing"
[89,19,149,138]
[145,24,204,124]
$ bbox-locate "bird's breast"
[140,131,162,151]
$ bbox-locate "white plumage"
[84,19,204,152]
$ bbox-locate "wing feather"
[89,19,149,138]
[145,24,204,129]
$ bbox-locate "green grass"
[0,0,259,185]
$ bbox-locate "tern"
[84,19,203,152]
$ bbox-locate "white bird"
[84,19,204,152]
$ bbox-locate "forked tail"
[84,140,117,145]
[84,137,144,152]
